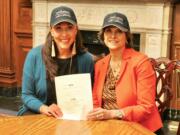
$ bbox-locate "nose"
[61,29,69,36]
[110,32,116,38]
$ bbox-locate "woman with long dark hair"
[18,6,94,118]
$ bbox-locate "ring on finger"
[100,113,104,119]
[96,114,100,118]
[96,114,103,119]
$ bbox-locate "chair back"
[149,57,177,118]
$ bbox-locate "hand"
[39,104,62,118]
[87,107,116,120]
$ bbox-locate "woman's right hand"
[39,104,62,118]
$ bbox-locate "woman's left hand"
[87,107,115,120]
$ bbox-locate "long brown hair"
[42,30,86,81]
[98,28,133,48]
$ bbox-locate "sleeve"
[92,62,101,108]
[89,56,94,86]
[79,52,94,86]
[21,50,44,113]
[122,56,157,122]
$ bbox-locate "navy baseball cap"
[50,6,77,26]
[102,12,130,32]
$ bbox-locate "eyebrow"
[105,26,118,29]
[55,22,74,27]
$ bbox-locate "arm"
[122,57,156,122]
[88,55,94,85]
[21,50,44,113]
[78,52,94,86]
[22,47,62,118]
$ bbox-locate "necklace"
[110,60,121,78]
[69,55,73,74]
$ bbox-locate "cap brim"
[52,19,76,26]
[102,24,128,32]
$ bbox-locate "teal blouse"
[17,45,94,115]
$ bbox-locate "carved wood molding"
[15,32,32,38]
[0,68,16,86]
[0,69,15,78]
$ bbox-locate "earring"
[72,42,76,55]
[51,40,55,57]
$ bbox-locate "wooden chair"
[150,57,180,135]
[150,57,177,118]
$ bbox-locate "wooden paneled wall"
[171,3,180,110]
[12,0,32,87]
[0,0,32,87]
[0,0,16,86]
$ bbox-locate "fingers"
[89,113,104,120]
[87,108,105,120]
[48,104,62,118]
[40,104,62,118]
[39,105,52,116]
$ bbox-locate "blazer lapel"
[116,48,132,84]
[97,55,110,105]
[116,60,128,84]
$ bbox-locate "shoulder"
[25,45,43,65]
[95,54,110,65]
[125,49,149,64]
[28,45,43,57]
[80,52,93,59]
[77,52,93,61]
[125,49,152,70]
[23,45,45,76]
[76,52,94,73]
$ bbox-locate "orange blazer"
[93,48,162,131]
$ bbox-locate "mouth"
[108,40,118,44]
[61,39,69,43]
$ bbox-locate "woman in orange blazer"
[87,12,163,133]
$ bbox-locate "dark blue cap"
[102,12,130,32]
[50,6,77,26]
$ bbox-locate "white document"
[55,73,93,120]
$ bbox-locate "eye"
[116,29,123,34]
[54,25,62,31]
[104,28,112,34]
[67,25,74,30]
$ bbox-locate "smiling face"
[51,22,77,52]
[103,26,127,51]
